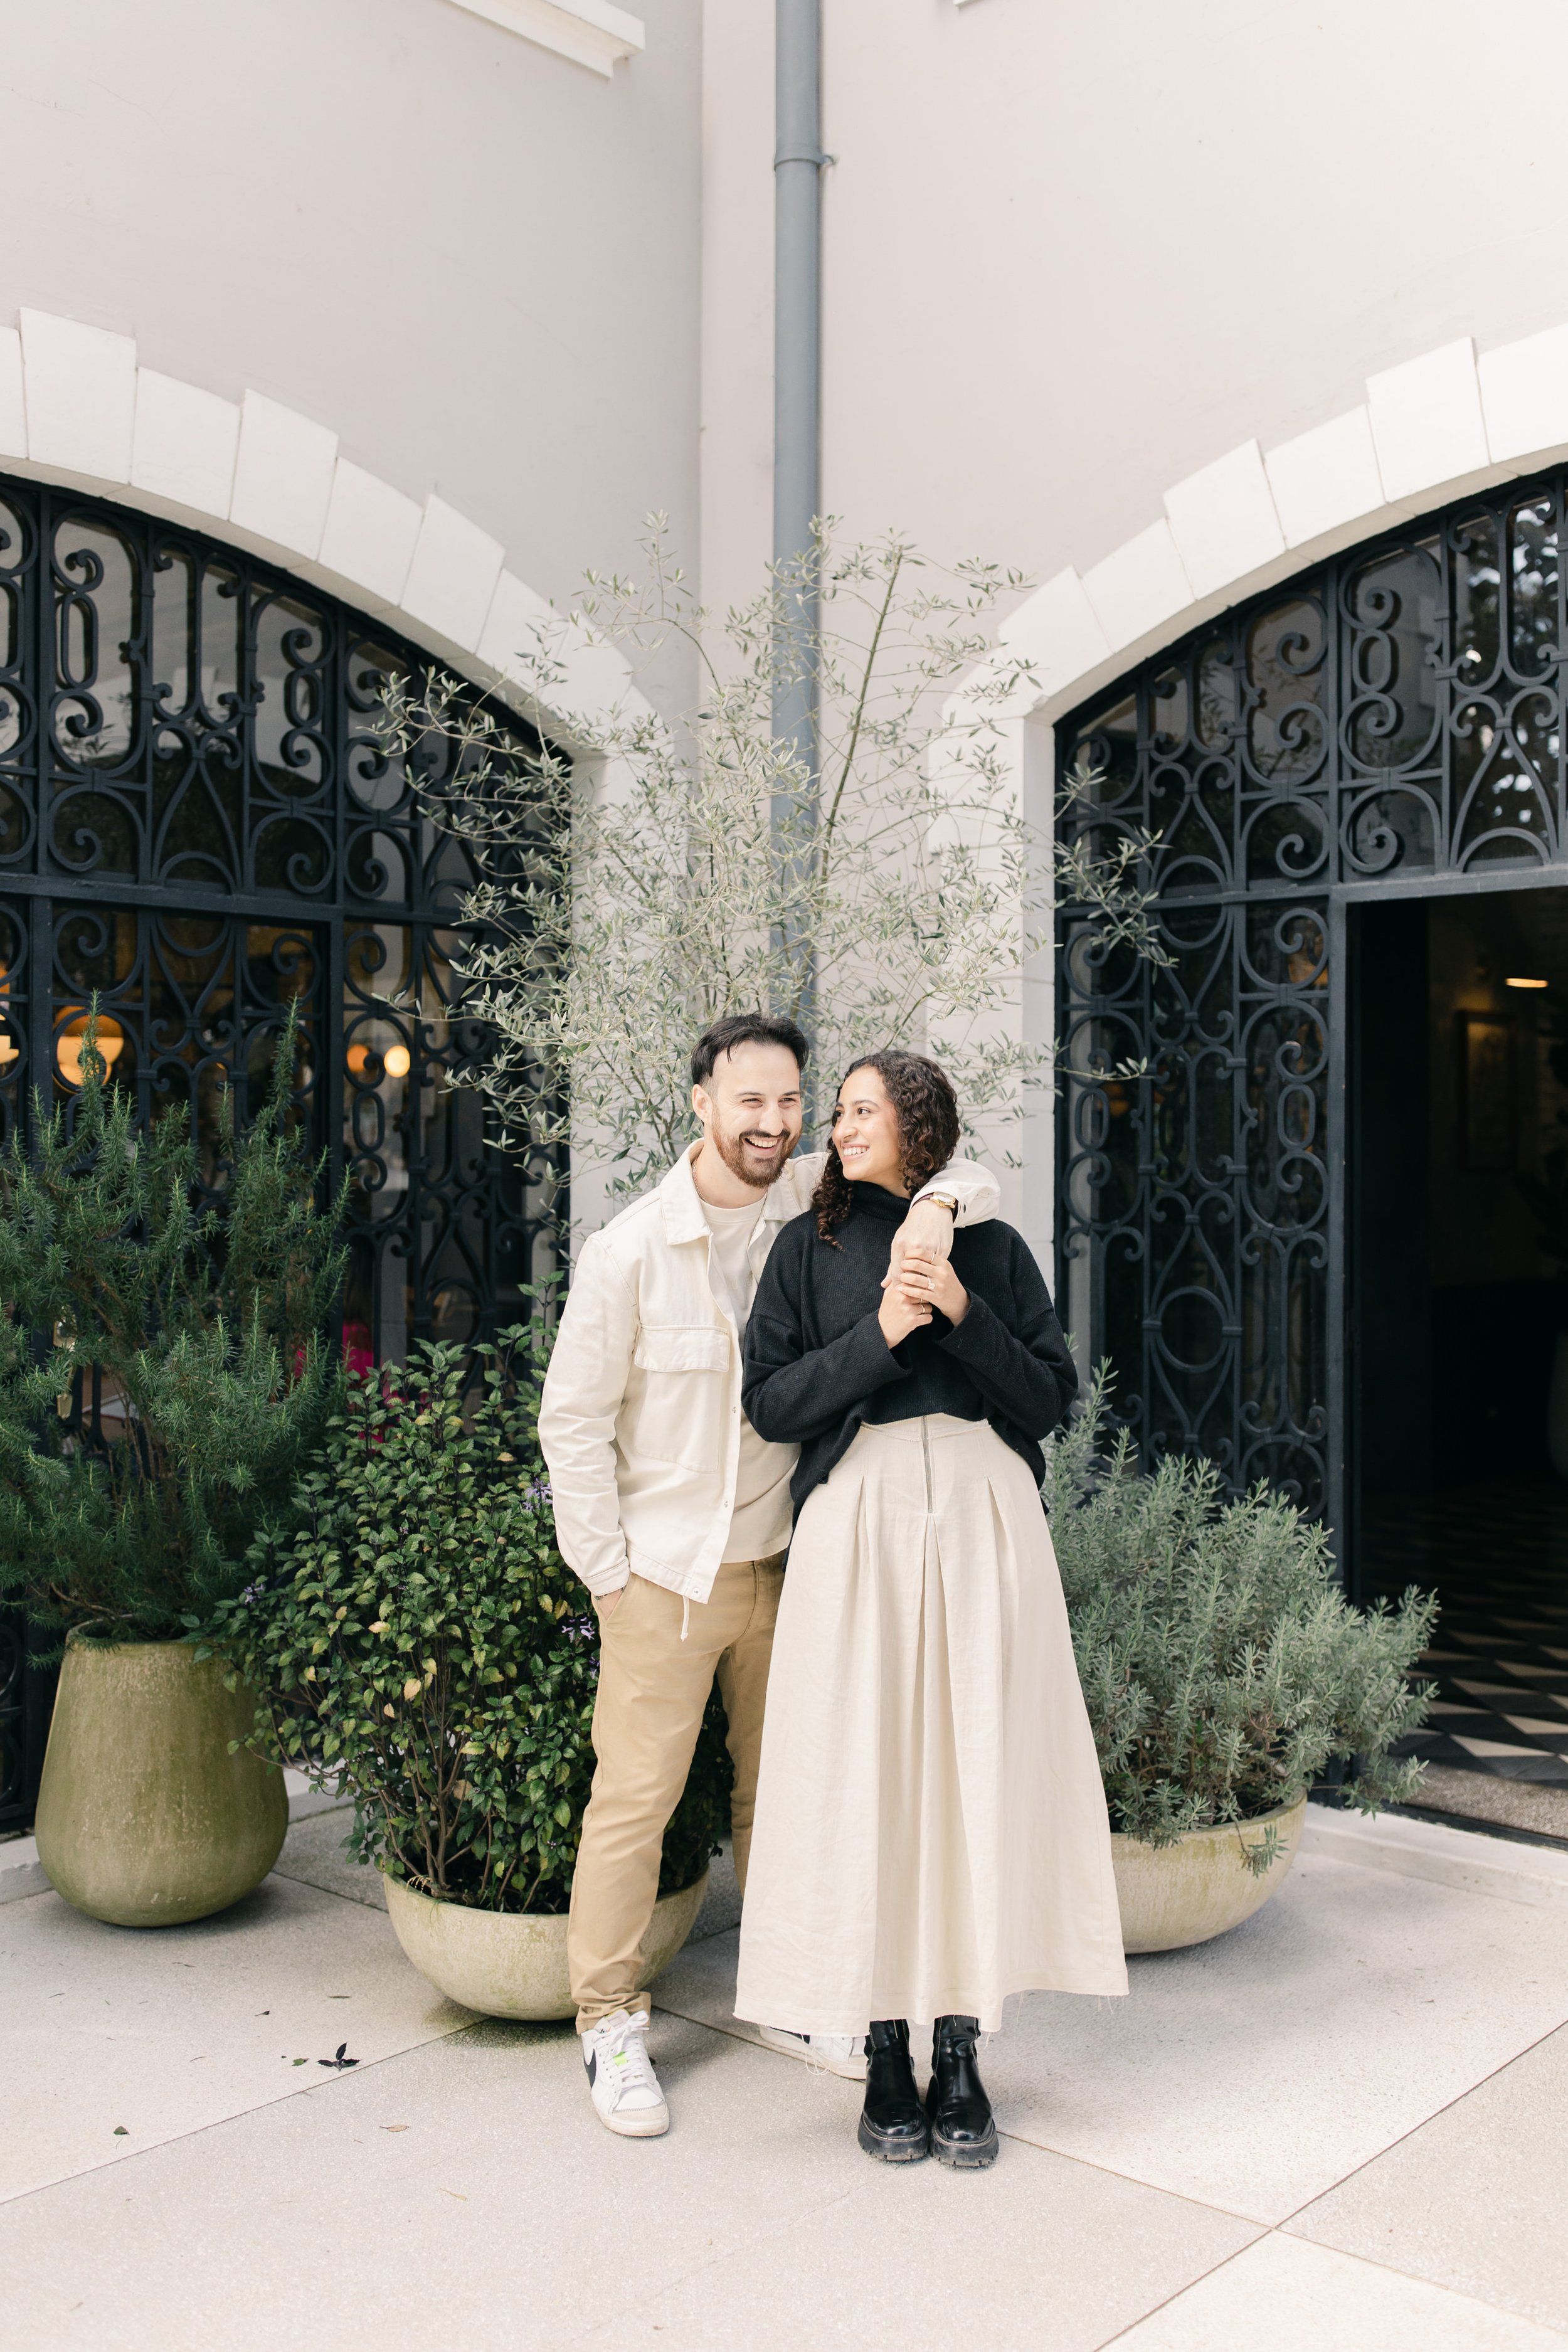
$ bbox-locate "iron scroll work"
[0,472,558,1828]
[1057,466,1568,1538]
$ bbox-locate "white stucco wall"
[824,0,1568,575]
[700,0,1568,1253]
[0,0,702,710]
[704,0,1568,593]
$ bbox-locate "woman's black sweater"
[742,1183,1078,1508]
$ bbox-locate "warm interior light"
[347,1041,411,1079]
[57,1014,124,1085]
[1506,976,1549,989]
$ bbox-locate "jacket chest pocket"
[627,1324,732,1473]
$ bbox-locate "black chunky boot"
[857,2019,930,2162]
[926,2015,999,2168]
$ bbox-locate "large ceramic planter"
[34,1635,288,1928]
[1111,1795,1307,1954]
[384,1868,709,2020]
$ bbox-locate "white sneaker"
[759,2024,868,2081]
[581,2008,670,2137]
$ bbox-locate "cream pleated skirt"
[734,1413,1127,2036]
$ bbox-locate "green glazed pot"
[34,1636,288,1927]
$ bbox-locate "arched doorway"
[1057,465,1568,1830]
[0,472,558,1829]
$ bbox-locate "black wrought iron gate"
[1056,464,1568,1555]
[0,472,558,1830]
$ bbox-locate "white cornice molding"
[444,0,644,77]
[0,307,632,749]
[989,321,1568,729]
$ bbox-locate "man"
[539,1011,999,2138]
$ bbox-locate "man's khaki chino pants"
[568,1552,785,2032]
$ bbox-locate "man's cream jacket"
[538,1145,1000,1603]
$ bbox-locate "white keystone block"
[1163,440,1285,600]
[229,391,339,560]
[447,0,645,77]
[317,460,422,605]
[998,568,1111,691]
[401,497,505,650]
[1366,338,1488,503]
[0,329,24,461]
[476,568,558,685]
[131,370,240,516]
[20,310,136,482]
[1082,520,1194,654]
[1264,408,1385,548]
[1478,324,1568,464]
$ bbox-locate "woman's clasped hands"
[877,1239,970,1347]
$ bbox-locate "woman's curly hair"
[813,1050,962,1243]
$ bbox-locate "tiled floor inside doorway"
[1364,1485,1568,1837]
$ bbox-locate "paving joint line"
[0,2028,473,2213]
[1269,2005,1568,2238]
[654,2000,1274,2230]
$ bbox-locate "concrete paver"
[269,1808,388,1910]
[1108,2233,1567,2351]
[1291,2020,1568,2333]
[655,1843,1568,2224]
[0,2013,1259,2352]
[4,1814,1568,2349]
[0,1870,472,2203]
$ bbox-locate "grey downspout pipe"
[771,0,825,1029]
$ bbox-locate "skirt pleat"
[733,1413,1127,2036]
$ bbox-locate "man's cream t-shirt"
[699,1195,795,1563]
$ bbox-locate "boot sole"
[857,2112,930,2163]
[930,2124,999,2169]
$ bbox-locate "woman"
[734,1051,1125,2169]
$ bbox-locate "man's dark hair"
[690,1012,810,1089]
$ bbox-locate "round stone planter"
[383,1868,710,2020]
[34,1635,288,1928]
[1111,1795,1308,1954]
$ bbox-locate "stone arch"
[1001,325,1568,724]
[0,305,628,739]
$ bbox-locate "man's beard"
[714,1125,795,1187]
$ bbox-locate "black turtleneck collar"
[840,1182,910,1225]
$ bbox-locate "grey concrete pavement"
[3,1808,1567,2351]
[1292,2020,1568,2333]
[654,1839,1568,2222]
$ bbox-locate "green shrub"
[0,1005,345,1645]
[205,1333,729,1912]
[1048,1372,1437,1846]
